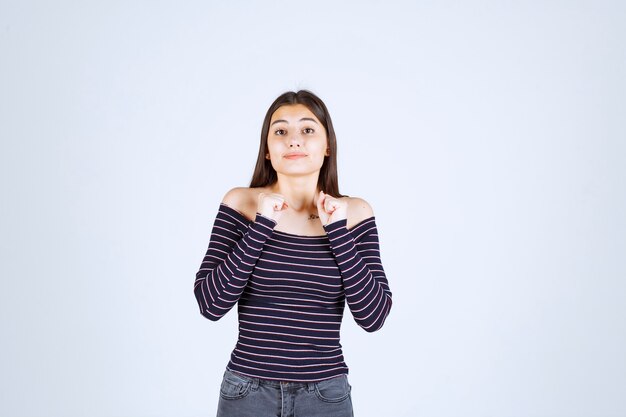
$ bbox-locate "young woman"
[194,90,393,417]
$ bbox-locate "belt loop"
[306,381,315,393]
[251,377,260,391]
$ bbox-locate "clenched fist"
[257,192,289,222]
[316,191,348,226]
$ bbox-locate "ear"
[325,148,330,156]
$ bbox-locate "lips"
[284,153,307,159]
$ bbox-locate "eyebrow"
[270,117,319,126]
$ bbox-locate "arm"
[323,218,393,332]
[194,206,277,321]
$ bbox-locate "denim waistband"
[225,368,343,391]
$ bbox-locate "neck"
[270,174,320,213]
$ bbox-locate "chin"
[277,169,319,177]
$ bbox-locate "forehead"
[270,104,320,124]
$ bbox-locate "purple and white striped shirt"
[194,203,393,382]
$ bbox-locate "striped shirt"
[194,203,393,382]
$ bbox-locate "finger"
[324,198,336,213]
[316,191,325,212]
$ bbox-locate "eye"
[303,127,315,134]
[274,129,287,136]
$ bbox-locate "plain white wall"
[1,1,625,416]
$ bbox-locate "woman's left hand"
[316,191,348,226]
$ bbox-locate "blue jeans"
[216,369,354,417]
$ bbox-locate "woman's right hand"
[257,192,288,221]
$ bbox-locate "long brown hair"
[249,90,347,197]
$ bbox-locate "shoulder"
[221,187,266,221]
[344,196,374,229]
[221,187,249,207]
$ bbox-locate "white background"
[1,1,625,416]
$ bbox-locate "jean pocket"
[219,370,252,400]
[314,374,351,403]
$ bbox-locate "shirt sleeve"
[323,217,393,332]
[194,206,277,321]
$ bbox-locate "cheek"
[266,141,280,155]
[311,135,327,148]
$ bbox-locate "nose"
[289,134,301,147]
